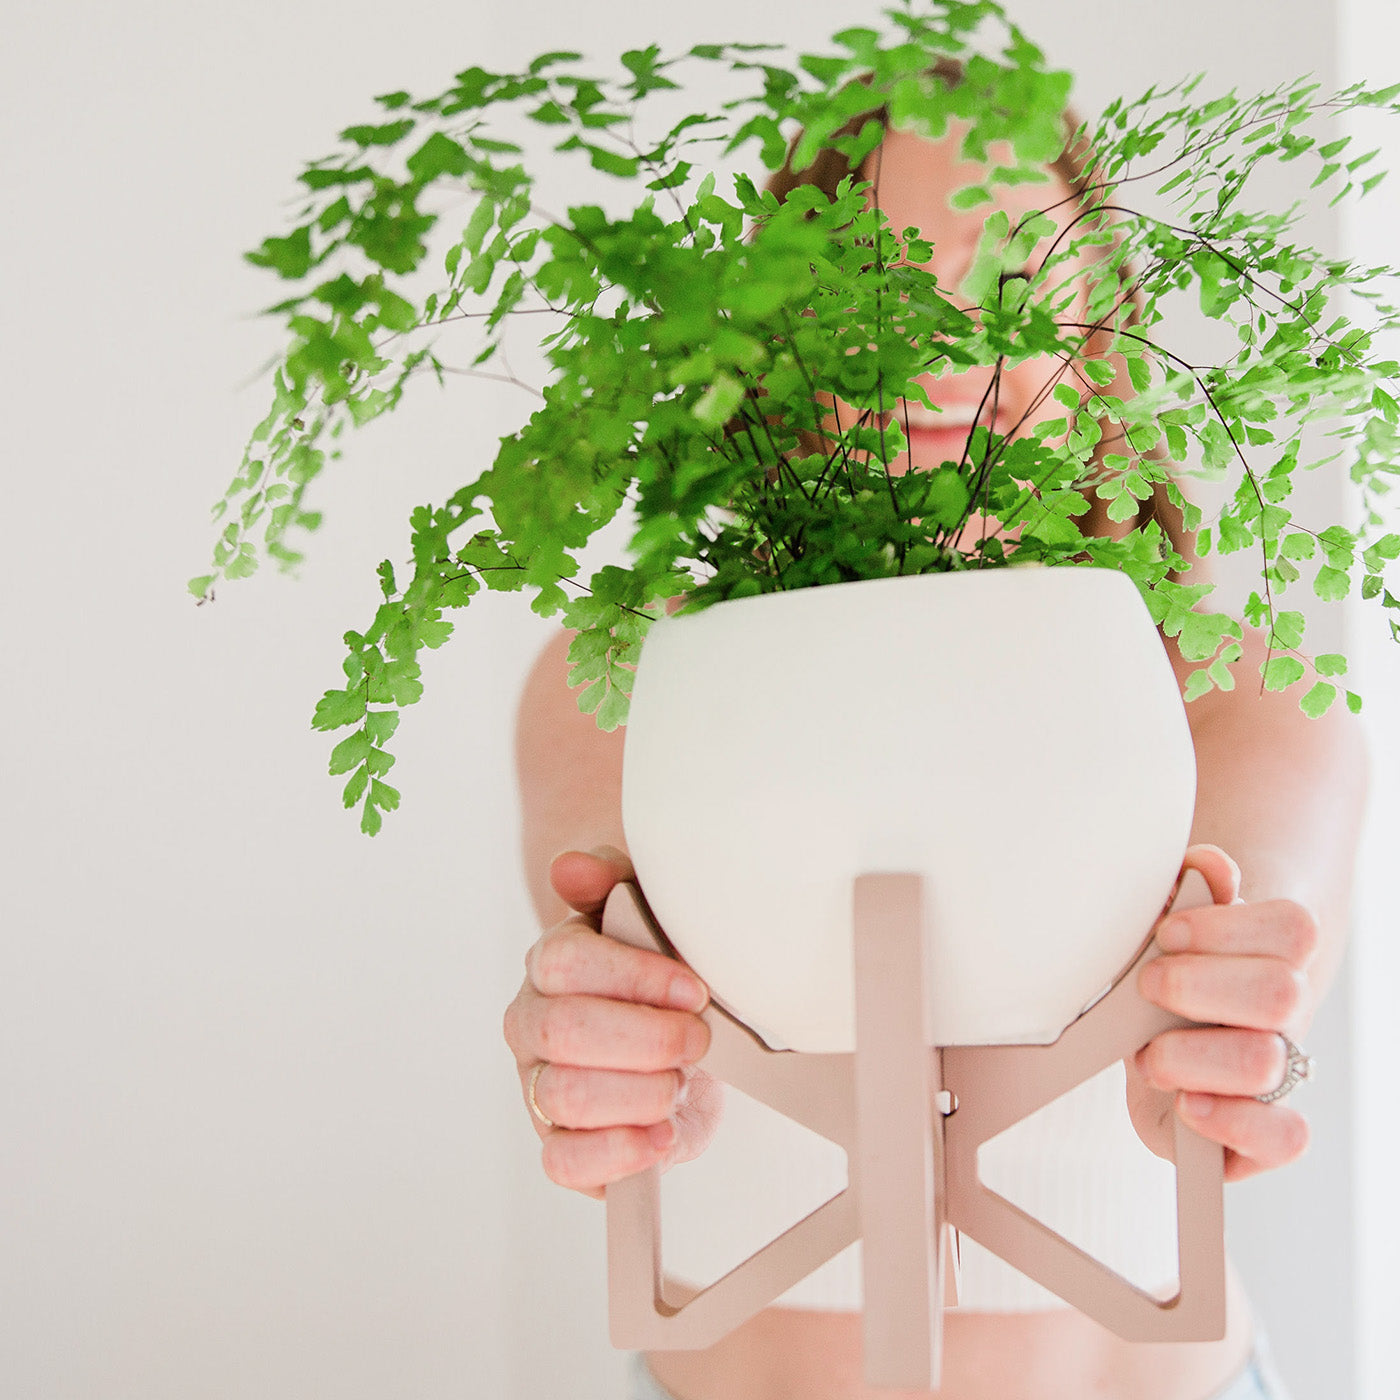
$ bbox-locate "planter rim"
[661,561,1136,625]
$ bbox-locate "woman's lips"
[900,414,1010,464]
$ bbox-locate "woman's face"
[832,124,1088,476]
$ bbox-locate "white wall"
[0,3,1375,1398]
[0,4,538,1396]
[1339,6,1400,1400]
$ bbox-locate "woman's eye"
[998,267,1033,287]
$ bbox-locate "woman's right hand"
[503,846,723,1199]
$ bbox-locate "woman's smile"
[876,399,1014,473]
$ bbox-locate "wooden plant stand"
[602,874,1226,1392]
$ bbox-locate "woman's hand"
[1126,845,1318,1182]
[502,846,724,1199]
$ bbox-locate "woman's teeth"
[901,408,991,431]
[902,411,988,430]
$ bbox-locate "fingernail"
[1156,917,1189,951]
[675,1067,693,1110]
[667,972,709,1013]
[648,1120,676,1153]
[1181,1092,1215,1119]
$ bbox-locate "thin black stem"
[864,141,903,548]
[433,364,546,399]
[975,359,1006,560]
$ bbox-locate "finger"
[1154,899,1319,966]
[502,983,543,1065]
[1178,844,1242,907]
[512,993,710,1072]
[1135,1027,1288,1098]
[549,846,637,918]
[527,922,708,1011]
[529,1063,689,1131]
[1175,1092,1310,1182]
[540,1121,677,1198]
[1139,952,1306,1031]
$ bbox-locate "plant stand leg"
[853,873,945,1391]
[601,882,860,1352]
[941,920,1226,1341]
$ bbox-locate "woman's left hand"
[1126,844,1319,1183]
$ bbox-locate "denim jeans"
[626,1340,1294,1400]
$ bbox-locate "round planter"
[620,567,1196,1053]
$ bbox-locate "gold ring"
[527,1061,556,1129]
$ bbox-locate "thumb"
[1173,842,1243,913]
[548,845,637,918]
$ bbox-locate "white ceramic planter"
[621,567,1196,1053]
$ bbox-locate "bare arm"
[515,629,628,926]
[505,629,720,1198]
[1130,627,1368,1179]
[1171,628,1367,1002]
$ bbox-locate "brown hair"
[761,62,1192,566]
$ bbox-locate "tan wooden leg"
[941,929,1227,1341]
[853,873,943,1390]
[602,883,859,1352]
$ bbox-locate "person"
[502,95,1368,1400]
